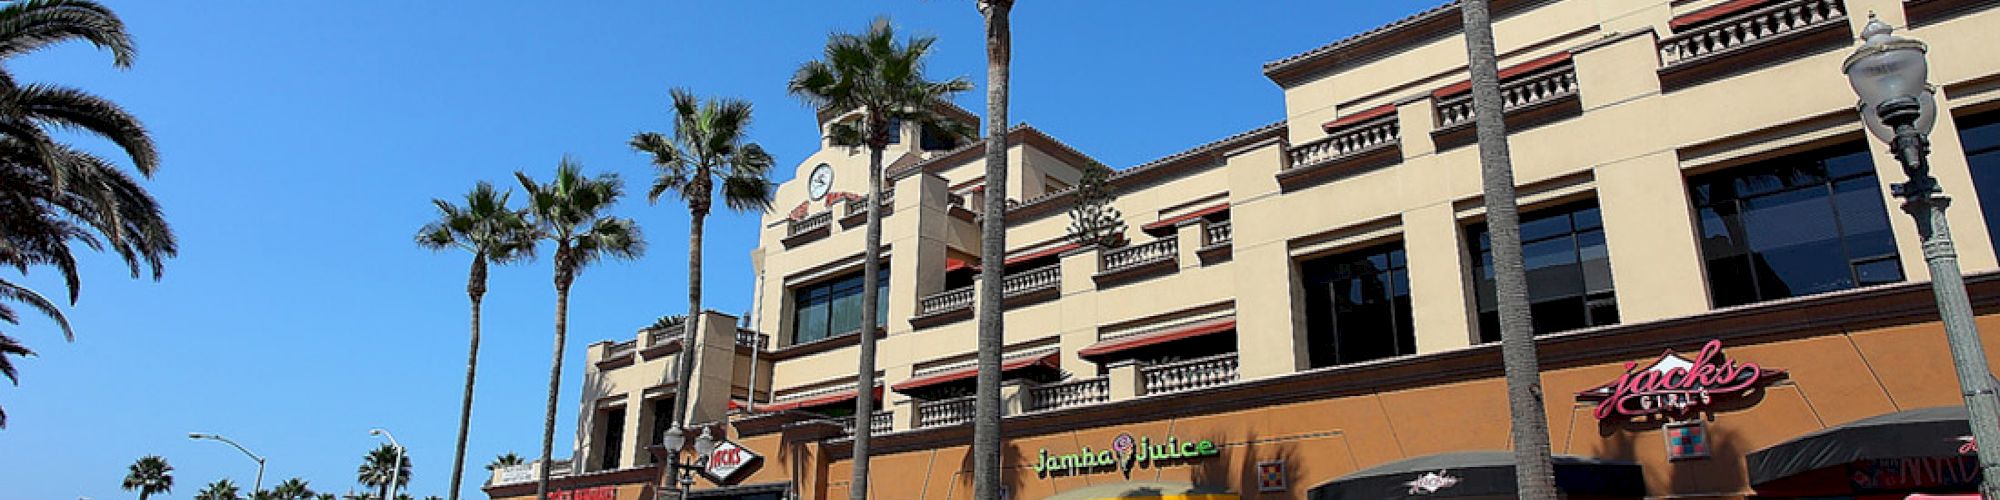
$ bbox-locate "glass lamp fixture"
[693,427,718,460]
[1843,15,1936,143]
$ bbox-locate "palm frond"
[0,0,133,68]
[10,83,156,176]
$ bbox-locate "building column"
[1404,203,1477,353]
[684,311,741,425]
[618,390,647,468]
[1595,151,1712,321]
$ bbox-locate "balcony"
[1197,220,1232,262]
[1431,63,1581,149]
[1094,236,1179,285]
[781,211,833,247]
[1905,0,2000,26]
[1656,0,1849,90]
[1025,376,1109,412]
[839,191,893,228]
[595,339,638,370]
[912,285,975,326]
[1278,112,1402,189]
[1140,353,1239,396]
[915,395,975,428]
[1000,264,1062,306]
[735,329,769,351]
[837,410,894,435]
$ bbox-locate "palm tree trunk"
[536,268,574,500]
[449,256,487,500]
[850,144,885,500]
[672,209,706,428]
[1458,1,1557,497]
[974,2,1012,499]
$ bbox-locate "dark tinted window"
[1468,201,1618,342]
[1690,144,1902,307]
[792,271,889,344]
[921,122,960,151]
[1301,242,1415,367]
[1956,112,2000,248]
[599,407,624,471]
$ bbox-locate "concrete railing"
[735,329,768,350]
[1658,0,1845,69]
[1101,236,1178,273]
[1287,114,1400,169]
[1140,354,1239,396]
[837,411,894,435]
[1203,220,1232,248]
[606,339,637,359]
[1025,377,1109,412]
[915,395,976,428]
[1434,65,1579,130]
[645,324,683,347]
[787,211,832,238]
[917,285,974,316]
[1002,264,1062,298]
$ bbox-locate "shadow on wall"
[952,433,1030,500]
[1594,389,1765,497]
[1181,429,1305,498]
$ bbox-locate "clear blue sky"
[0,2,1418,498]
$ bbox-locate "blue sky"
[0,2,1417,498]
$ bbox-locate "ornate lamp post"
[1844,16,2000,498]
[188,432,266,494]
[653,426,717,500]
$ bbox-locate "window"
[792,271,889,344]
[1956,112,2000,249]
[1691,144,1902,308]
[598,407,624,471]
[921,122,960,151]
[645,398,672,464]
[1467,201,1618,342]
[1301,242,1415,367]
[885,118,903,144]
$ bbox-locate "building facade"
[484,0,2000,498]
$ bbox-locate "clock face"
[808,163,834,200]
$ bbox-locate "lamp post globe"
[1843,15,2000,499]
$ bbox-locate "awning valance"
[1079,317,1235,360]
[1307,451,1643,500]
[1141,204,1229,234]
[1748,406,1980,497]
[892,351,1061,392]
[758,386,883,413]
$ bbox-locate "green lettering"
[1034,449,1048,474]
[1097,451,1113,466]
[1196,440,1218,456]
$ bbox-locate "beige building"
[485,0,2000,498]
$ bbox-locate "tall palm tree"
[269,478,313,500]
[1457,0,1556,497]
[356,443,412,500]
[789,19,971,499]
[631,88,776,430]
[516,158,644,500]
[972,2,1012,499]
[122,455,173,500]
[0,0,176,428]
[196,479,241,500]
[416,182,535,500]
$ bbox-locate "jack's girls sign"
[1577,339,1784,420]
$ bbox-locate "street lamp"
[654,426,718,499]
[188,432,266,494]
[370,428,406,500]
[1844,15,2000,499]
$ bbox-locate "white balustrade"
[1140,354,1240,396]
[1658,0,1845,68]
[1025,377,1110,412]
[1434,65,1579,130]
[1287,115,1400,169]
[1100,236,1179,273]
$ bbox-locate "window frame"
[1465,199,1619,342]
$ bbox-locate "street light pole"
[371,428,406,500]
[1845,16,2000,499]
[188,432,266,494]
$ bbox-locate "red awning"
[892,351,1062,392]
[1321,104,1398,133]
[1432,52,1573,98]
[1079,317,1236,359]
[758,386,883,412]
[1004,242,1081,266]
[945,257,974,273]
[1670,0,1770,30]
[1141,203,1230,233]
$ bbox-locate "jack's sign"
[1577,339,1784,420]
[700,440,763,485]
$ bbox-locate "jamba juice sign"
[1033,433,1219,478]
[1576,339,1784,420]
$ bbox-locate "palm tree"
[516,157,644,500]
[356,443,412,500]
[269,478,313,500]
[416,182,535,500]
[485,452,523,471]
[122,455,173,500]
[0,0,176,428]
[789,19,971,499]
[1456,0,1556,497]
[972,2,1012,499]
[313,494,336,500]
[196,479,241,500]
[631,88,776,429]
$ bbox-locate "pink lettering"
[1586,340,1777,419]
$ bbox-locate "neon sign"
[1033,433,1219,478]
[1577,339,1784,420]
